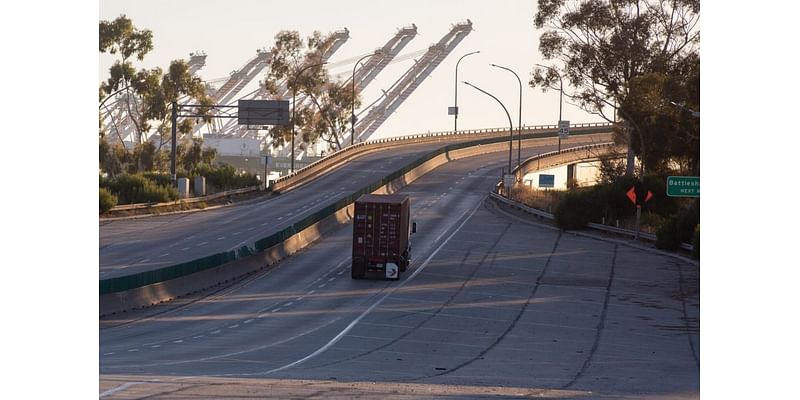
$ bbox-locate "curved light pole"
[535,63,564,151]
[490,63,522,167]
[351,50,383,146]
[462,81,514,175]
[454,51,480,132]
[291,61,327,173]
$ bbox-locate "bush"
[106,173,178,204]
[691,225,700,260]
[655,216,680,250]
[191,163,259,192]
[554,189,597,229]
[99,188,117,213]
[655,200,700,251]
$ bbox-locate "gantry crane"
[271,25,418,157]
[353,20,473,142]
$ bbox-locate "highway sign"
[238,100,289,125]
[448,106,458,116]
[538,174,555,188]
[667,176,700,197]
[558,120,570,139]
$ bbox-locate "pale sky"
[98,0,601,140]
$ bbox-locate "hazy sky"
[99,0,601,140]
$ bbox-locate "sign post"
[627,182,653,240]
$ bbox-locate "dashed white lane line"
[210,330,221,335]
[151,345,161,348]
[159,253,169,258]
[181,247,190,251]
[232,232,241,236]
[193,336,205,339]
[198,242,208,246]
[284,302,294,307]
[247,227,256,231]
[173,340,183,344]
[318,283,327,289]
[127,349,139,352]
[229,324,239,329]
[244,319,254,324]
[216,237,226,241]
[271,307,283,313]
[138,259,150,264]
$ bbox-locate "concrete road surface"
[100,149,699,399]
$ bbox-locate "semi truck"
[351,194,414,280]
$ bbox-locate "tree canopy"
[100,15,213,176]
[530,0,700,175]
[262,30,358,152]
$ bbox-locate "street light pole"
[291,61,327,173]
[535,64,564,151]
[490,63,522,167]
[352,51,382,146]
[462,81,514,175]
[454,51,479,132]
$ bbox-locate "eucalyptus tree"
[530,0,700,175]
[100,16,213,173]
[262,30,355,152]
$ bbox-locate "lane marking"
[100,382,145,398]
[254,197,485,375]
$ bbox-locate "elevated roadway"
[100,142,699,399]
[100,128,612,281]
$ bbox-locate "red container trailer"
[352,194,413,280]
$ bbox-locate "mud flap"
[385,263,399,280]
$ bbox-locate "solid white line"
[100,382,144,398]
[256,196,485,376]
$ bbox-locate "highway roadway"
[100,142,700,399]
[99,134,609,279]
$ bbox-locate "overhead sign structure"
[238,100,290,126]
[667,176,700,197]
[448,106,458,116]
[558,120,570,139]
[538,174,555,188]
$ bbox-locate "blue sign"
[538,174,555,188]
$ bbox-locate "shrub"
[106,173,178,204]
[99,188,117,214]
[554,189,596,229]
[691,225,700,260]
[655,216,680,250]
[192,163,258,192]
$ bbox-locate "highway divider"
[99,128,613,316]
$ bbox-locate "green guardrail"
[99,127,610,295]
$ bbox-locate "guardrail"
[100,130,612,296]
[488,192,693,251]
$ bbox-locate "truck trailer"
[352,194,413,280]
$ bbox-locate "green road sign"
[667,176,700,197]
